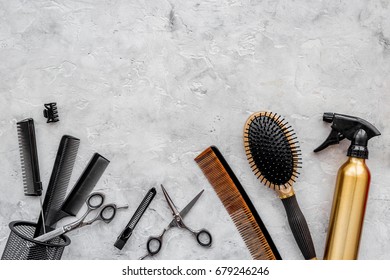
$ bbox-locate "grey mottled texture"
[0,0,389,260]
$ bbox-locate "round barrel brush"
[243,111,316,260]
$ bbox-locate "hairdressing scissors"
[35,192,128,242]
[140,185,212,259]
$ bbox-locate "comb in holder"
[52,153,110,224]
[35,135,80,237]
[195,146,281,260]
[17,118,42,196]
[16,118,46,231]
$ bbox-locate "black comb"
[244,111,316,260]
[17,118,47,235]
[114,187,156,250]
[35,135,80,236]
[52,153,110,224]
[16,118,42,196]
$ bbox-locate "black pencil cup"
[1,221,71,260]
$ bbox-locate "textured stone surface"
[0,0,389,260]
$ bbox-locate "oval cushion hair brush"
[243,111,316,260]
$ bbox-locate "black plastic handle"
[281,194,316,260]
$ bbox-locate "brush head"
[244,111,302,190]
[17,118,42,196]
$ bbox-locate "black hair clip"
[43,102,59,123]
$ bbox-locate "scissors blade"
[167,189,204,228]
[161,184,180,216]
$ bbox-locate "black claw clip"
[43,103,59,123]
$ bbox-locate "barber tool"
[51,153,110,224]
[114,187,156,250]
[243,111,316,260]
[195,146,281,260]
[35,135,80,236]
[16,118,46,232]
[314,112,381,259]
[35,192,128,242]
[140,185,212,259]
[43,102,59,123]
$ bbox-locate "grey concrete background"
[0,0,389,260]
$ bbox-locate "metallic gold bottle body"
[323,157,371,260]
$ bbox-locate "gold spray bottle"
[314,113,380,260]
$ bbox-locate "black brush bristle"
[16,118,42,196]
[244,112,302,188]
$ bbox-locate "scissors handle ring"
[194,229,212,247]
[146,236,162,256]
[86,192,105,209]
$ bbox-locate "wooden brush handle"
[281,194,317,260]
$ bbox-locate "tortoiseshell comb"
[195,146,281,260]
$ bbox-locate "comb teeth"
[195,146,281,260]
[35,135,80,236]
[16,119,42,196]
[243,112,302,189]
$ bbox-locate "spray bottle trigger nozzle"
[314,129,345,153]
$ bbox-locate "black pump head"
[314,112,381,159]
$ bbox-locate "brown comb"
[195,146,281,260]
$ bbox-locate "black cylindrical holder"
[1,221,70,260]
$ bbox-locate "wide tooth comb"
[35,135,80,236]
[195,146,281,260]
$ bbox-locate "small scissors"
[140,185,212,259]
[35,192,128,242]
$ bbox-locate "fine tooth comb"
[195,146,281,260]
[243,111,316,260]
[52,153,110,224]
[16,118,46,229]
[114,187,157,250]
[35,135,80,237]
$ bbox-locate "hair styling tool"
[314,112,380,259]
[51,153,110,224]
[43,102,59,123]
[195,146,281,260]
[140,185,211,260]
[35,192,128,242]
[243,111,316,260]
[16,118,46,232]
[34,135,80,237]
[114,187,156,250]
